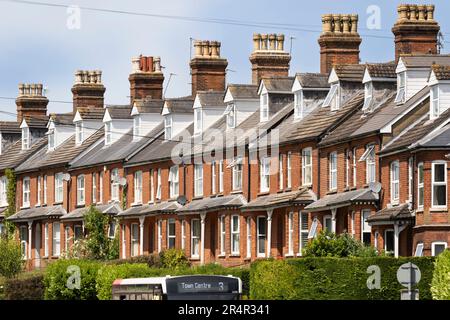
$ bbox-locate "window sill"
[230,254,240,257]
[257,191,270,197]
[416,208,424,213]
[296,253,303,257]
[189,257,200,261]
[430,207,448,213]
[53,202,63,205]
[326,190,337,195]
[192,196,203,201]
[230,190,243,195]
[301,184,312,189]
[20,206,30,210]
[285,254,294,258]
[131,202,143,207]
[76,204,85,208]
[217,254,226,258]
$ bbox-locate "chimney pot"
[322,14,333,33]
[210,41,220,58]
[261,34,268,50]
[409,5,417,21]
[417,5,426,21]
[277,34,285,51]
[268,34,276,50]
[342,15,350,33]
[18,83,25,96]
[426,5,435,20]
[194,40,203,57]
[131,57,141,73]
[253,33,261,51]
[147,56,154,72]
[16,82,48,123]
[398,5,408,21]
[350,14,358,33]
[154,56,162,72]
[333,14,342,33]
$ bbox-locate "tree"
[0,237,24,278]
[4,169,16,238]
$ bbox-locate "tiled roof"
[413,123,450,148]
[176,195,246,214]
[196,91,226,107]
[295,73,329,89]
[106,105,133,119]
[134,99,164,114]
[367,203,413,223]
[261,76,295,92]
[165,97,195,114]
[61,203,121,221]
[381,107,450,155]
[333,64,366,82]
[431,64,450,80]
[118,201,181,218]
[278,91,364,144]
[305,188,379,211]
[7,205,66,222]
[227,84,259,100]
[49,113,74,125]
[365,62,396,79]
[242,188,316,211]
[76,107,104,120]
[0,121,20,133]
[22,115,48,128]
[400,54,450,68]
[15,128,104,173]
[0,137,47,171]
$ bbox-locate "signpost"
[397,262,421,300]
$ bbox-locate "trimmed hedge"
[43,259,102,300]
[4,274,44,300]
[431,250,450,300]
[250,257,435,300]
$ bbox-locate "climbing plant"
[4,169,16,238]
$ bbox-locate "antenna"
[438,31,444,54]
[163,73,177,98]
[289,36,296,55]
[189,37,194,62]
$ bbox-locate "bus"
[112,275,242,300]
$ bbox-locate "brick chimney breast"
[72,70,106,114]
[318,14,362,74]
[129,55,164,104]
[249,33,291,85]
[16,83,49,123]
[392,4,440,63]
[190,40,228,96]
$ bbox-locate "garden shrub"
[4,273,44,300]
[250,257,435,300]
[84,206,118,260]
[431,250,450,300]
[107,253,162,268]
[43,259,101,300]
[159,249,190,269]
[0,238,24,279]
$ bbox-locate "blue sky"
[0,0,449,120]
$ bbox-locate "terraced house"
[2,4,450,269]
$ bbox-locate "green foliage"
[4,169,16,237]
[159,249,190,270]
[107,253,163,268]
[250,257,435,300]
[83,206,118,260]
[4,273,44,300]
[0,238,24,279]
[431,250,450,300]
[43,259,101,300]
[303,231,377,258]
[121,186,127,211]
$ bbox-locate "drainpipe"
[246,145,251,203]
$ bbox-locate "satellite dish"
[369,181,382,193]
[62,173,71,181]
[176,195,187,206]
[119,177,127,186]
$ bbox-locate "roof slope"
[227,84,258,100]
[295,73,329,89]
[0,137,47,171]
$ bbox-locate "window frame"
[219,215,226,256]
[131,223,139,257]
[22,127,30,150]
[408,157,413,202]
[226,103,236,128]
[365,144,376,184]
[431,161,447,209]
[75,121,83,145]
[156,168,162,200]
[134,170,143,204]
[384,229,395,253]
[211,161,216,195]
[54,173,64,204]
[194,164,204,197]
[44,223,49,257]
[260,93,269,121]
[191,218,200,259]
[287,212,294,256]
[431,241,448,256]
[47,129,55,150]
[52,222,61,257]
[232,157,243,191]
[77,174,85,206]
[256,216,267,258]
[279,154,284,190]
[43,175,47,205]
[287,152,292,188]
[133,115,141,139]
[430,85,440,119]
[260,157,270,193]
[169,166,179,199]
[390,160,400,204]
[231,215,240,255]
[157,219,162,253]
[246,217,251,259]
[395,72,406,104]
[22,176,30,208]
[418,162,424,209]
[294,90,304,119]
[329,151,337,191]
[111,168,120,201]
[194,108,203,134]
[299,212,309,256]
[302,148,313,186]
[362,81,373,111]
[167,218,176,249]
[105,121,112,145]
[361,209,372,246]
[0,176,8,207]
[218,160,224,193]
[414,242,424,257]
[164,115,173,140]
[20,225,28,259]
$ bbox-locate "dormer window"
[48,129,55,150]
[294,90,304,119]
[165,115,173,140]
[75,122,83,145]
[260,93,269,121]
[105,121,112,145]
[324,83,339,111]
[22,127,30,150]
[133,116,141,140]
[430,85,440,119]
[225,103,236,129]
[395,72,406,104]
[194,108,202,135]
[362,82,373,111]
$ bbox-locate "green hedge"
[4,274,44,300]
[431,250,450,300]
[250,257,435,300]
[43,259,102,300]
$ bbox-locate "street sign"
[397,262,421,300]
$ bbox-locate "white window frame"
[219,160,224,193]
[302,148,312,186]
[181,219,186,250]
[54,173,64,203]
[169,166,179,199]
[149,169,155,203]
[260,93,269,121]
[395,72,406,104]
[105,121,112,145]
[362,81,373,111]
[361,209,371,245]
[92,173,97,204]
[345,149,350,188]
[256,216,267,258]
[157,219,162,253]
[194,164,203,197]
[22,176,30,208]
[323,215,332,233]
[360,144,376,184]
[329,152,337,191]
[64,226,70,252]
[299,212,309,255]
[22,127,30,150]
[52,222,61,257]
[44,223,49,257]
[287,212,294,256]
[133,115,141,140]
[324,83,340,111]
[36,175,41,206]
[167,218,176,249]
[246,217,251,259]
[294,90,304,119]
[287,152,292,188]
[308,217,318,239]
[75,121,83,145]
[131,223,139,257]
[414,242,424,257]
[77,174,85,206]
[211,161,216,194]
[0,176,8,207]
[431,241,448,256]
[352,147,357,187]
[194,108,202,135]
[432,161,447,209]
[164,115,173,140]
[99,172,103,204]
[418,162,424,209]
[20,226,28,259]
[225,103,236,128]
[231,215,240,255]
[43,175,47,205]
[191,219,200,259]
[134,170,143,204]
[232,157,243,191]
[121,224,126,259]
[384,229,395,253]
[156,169,162,200]
[111,168,120,201]
[430,85,440,119]
[260,157,270,193]
[408,157,413,202]
[279,154,284,190]
[390,161,400,204]
[219,215,226,256]
[47,129,55,150]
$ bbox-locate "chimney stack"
[16,83,49,124]
[71,70,105,113]
[129,55,164,103]
[392,4,440,62]
[190,40,228,96]
[318,14,362,74]
[249,33,291,85]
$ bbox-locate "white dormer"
[395,57,432,104]
[161,101,192,140]
[102,109,133,146]
[130,103,164,141]
[193,94,225,135]
[73,110,103,145]
[223,86,259,129]
[323,69,340,110]
[292,79,304,119]
[428,68,450,120]
[362,69,374,111]
[193,102,203,135]
[258,83,269,122]
[20,120,30,151]
[46,118,74,151]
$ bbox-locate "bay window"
[20,226,28,259]
[418,162,424,208]
[191,219,200,258]
[432,241,447,256]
